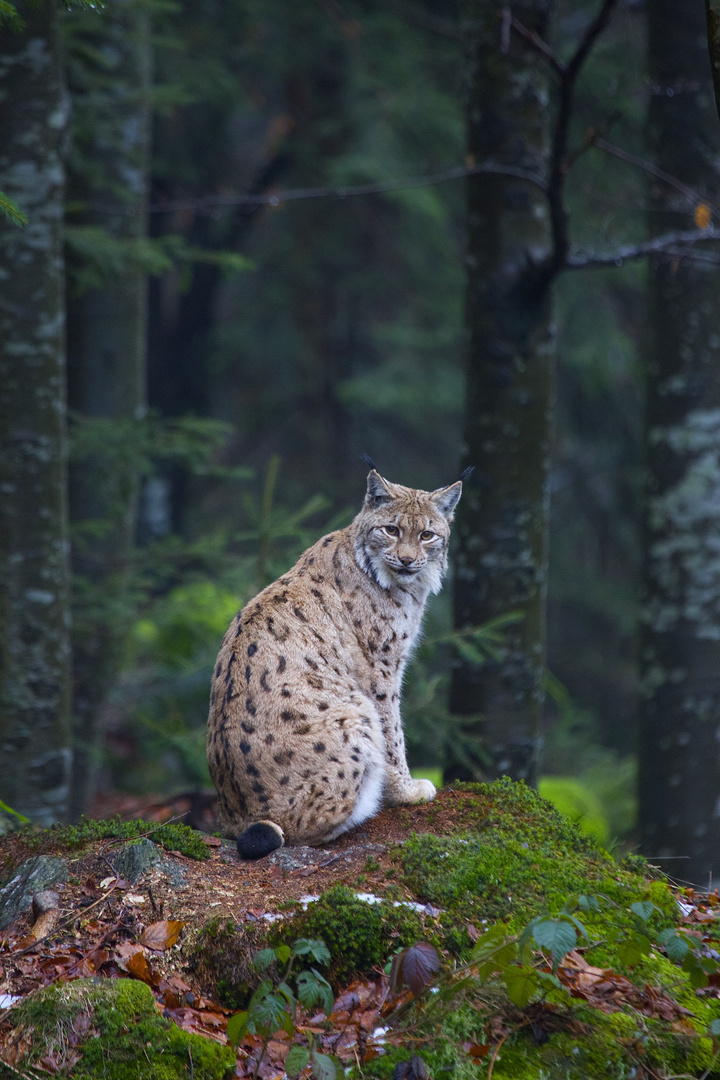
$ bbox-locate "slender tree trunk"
[65,0,152,818]
[0,4,73,823]
[447,0,555,785]
[639,0,720,886]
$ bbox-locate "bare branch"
[593,136,719,214]
[140,162,547,216]
[567,227,717,270]
[500,9,563,75]
[545,0,620,278]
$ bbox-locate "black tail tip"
[237,821,284,860]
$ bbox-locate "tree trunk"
[447,0,555,786]
[65,0,152,818]
[0,3,73,824]
[639,0,720,886]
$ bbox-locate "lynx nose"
[399,555,414,566]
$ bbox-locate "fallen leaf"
[140,920,186,951]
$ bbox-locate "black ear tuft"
[459,466,475,482]
[361,452,376,471]
[237,821,284,860]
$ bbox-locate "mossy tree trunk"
[64,0,152,818]
[639,0,720,885]
[447,0,555,786]
[0,3,73,823]
[706,0,720,120]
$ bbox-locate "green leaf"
[296,969,334,1015]
[277,980,297,1007]
[504,965,540,1007]
[532,918,577,965]
[285,1046,311,1077]
[292,939,331,965]
[311,1049,337,1080]
[710,1018,720,1037]
[275,944,292,965]
[630,901,658,922]
[226,1011,249,1047]
[658,928,690,963]
[0,798,30,823]
[0,189,27,227]
[253,948,278,972]
[616,933,651,968]
[535,969,564,993]
[577,894,601,913]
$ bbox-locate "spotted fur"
[207,470,463,854]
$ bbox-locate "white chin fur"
[355,539,445,594]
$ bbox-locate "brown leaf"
[126,950,155,985]
[463,1041,491,1059]
[398,942,440,996]
[140,919,186,951]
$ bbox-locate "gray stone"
[0,856,68,930]
[267,846,325,872]
[32,889,60,918]
[111,839,162,883]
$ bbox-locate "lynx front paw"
[409,778,436,803]
[384,776,437,807]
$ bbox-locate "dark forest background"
[3,0,720,882]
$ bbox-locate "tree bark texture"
[65,0,152,818]
[639,0,720,886]
[448,0,555,786]
[0,4,73,823]
[706,0,720,122]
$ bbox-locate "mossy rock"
[397,779,676,963]
[17,816,210,861]
[6,977,236,1079]
[273,885,427,986]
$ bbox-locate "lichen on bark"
[0,2,73,824]
[639,0,720,885]
[448,0,555,786]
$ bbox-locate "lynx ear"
[431,480,463,520]
[365,469,395,508]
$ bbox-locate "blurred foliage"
[47,0,667,837]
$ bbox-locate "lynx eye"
[383,525,400,537]
[420,530,435,541]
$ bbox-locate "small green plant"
[227,938,343,1080]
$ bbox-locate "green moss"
[398,779,677,964]
[11,978,235,1079]
[275,885,426,985]
[28,815,209,859]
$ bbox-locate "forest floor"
[1,785,720,1079]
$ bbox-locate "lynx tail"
[236,821,285,860]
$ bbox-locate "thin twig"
[487,1029,510,1080]
[567,227,716,270]
[500,9,563,75]
[106,162,547,217]
[593,136,718,213]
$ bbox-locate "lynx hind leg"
[287,704,387,846]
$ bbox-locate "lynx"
[206,466,464,859]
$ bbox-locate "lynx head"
[353,469,463,594]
